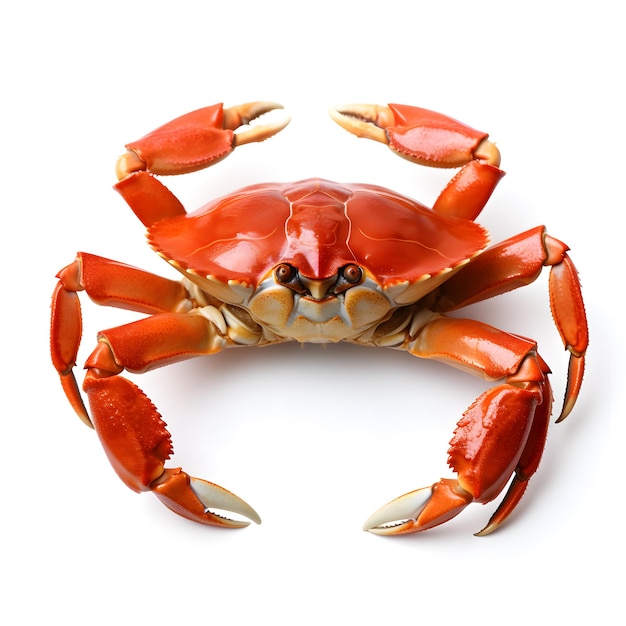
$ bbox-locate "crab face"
[148,178,488,342]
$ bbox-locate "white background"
[3,2,622,624]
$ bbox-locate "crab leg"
[330,103,505,220]
[51,253,260,527]
[331,104,587,414]
[115,101,290,227]
[51,252,194,425]
[433,225,588,421]
[83,315,260,528]
[364,316,552,536]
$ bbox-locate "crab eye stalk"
[274,263,306,293]
[333,264,364,294]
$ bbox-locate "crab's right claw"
[153,469,261,529]
[114,101,290,228]
[118,101,290,179]
[363,479,472,536]
[83,374,261,529]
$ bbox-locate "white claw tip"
[190,477,262,527]
[362,487,433,534]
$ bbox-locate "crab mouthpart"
[299,275,340,300]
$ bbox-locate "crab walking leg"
[330,102,505,220]
[51,253,194,425]
[81,312,261,528]
[51,253,260,527]
[433,226,588,420]
[364,316,552,536]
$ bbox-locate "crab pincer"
[330,102,504,220]
[114,101,290,227]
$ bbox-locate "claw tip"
[362,487,433,535]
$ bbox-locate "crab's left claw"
[330,103,504,221]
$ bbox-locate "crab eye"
[274,263,306,293]
[333,264,364,294]
[342,264,362,284]
[275,263,297,284]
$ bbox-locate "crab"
[50,100,588,536]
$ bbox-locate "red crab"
[50,101,587,535]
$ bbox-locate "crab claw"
[83,373,261,529]
[117,101,290,179]
[330,102,492,165]
[330,102,503,220]
[226,101,291,147]
[363,479,473,536]
[363,373,553,536]
[115,101,290,227]
[329,103,396,144]
[153,469,261,528]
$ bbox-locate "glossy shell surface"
[149,178,489,290]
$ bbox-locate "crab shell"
[148,178,489,343]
